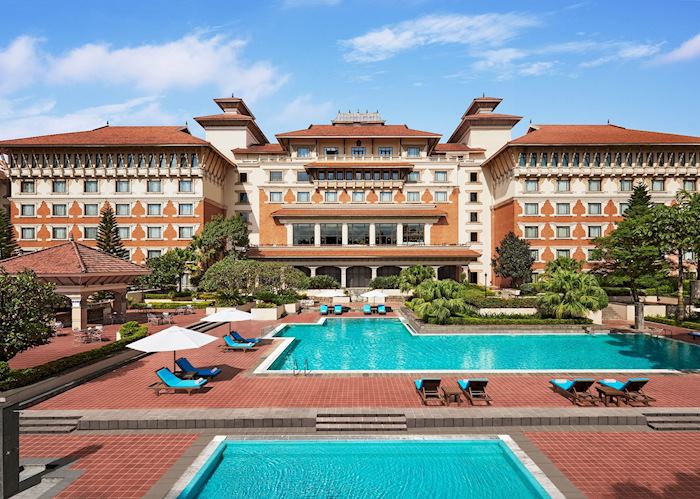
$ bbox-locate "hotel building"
[1,96,699,287]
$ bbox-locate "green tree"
[398,265,435,292]
[140,248,193,291]
[200,258,307,295]
[544,257,583,277]
[307,274,340,289]
[0,207,18,260]
[537,269,608,319]
[189,215,249,275]
[0,270,59,362]
[96,204,128,259]
[492,232,535,288]
[626,183,653,218]
[411,297,468,325]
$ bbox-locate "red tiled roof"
[0,241,150,276]
[434,143,485,153]
[232,144,286,154]
[462,113,522,121]
[272,206,446,218]
[305,161,414,168]
[511,124,700,145]
[0,125,207,146]
[277,124,440,138]
[193,114,255,122]
[249,246,479,259]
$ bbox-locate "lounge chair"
[334,305,343,315]
[221,335,256,352]
[377,304,387,315]
[320,304,329,315]
[457,378,492,405]
[363,304,372,315]
[414,378,444,406]
[230,330,261,344]
[549,378,599,406]
[151,367,207,396]
[598,378,655,406]
[688,331,700,341]
[175,357,221,378]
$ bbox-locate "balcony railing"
[237,154,479,165]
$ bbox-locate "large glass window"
[524,226,539,239]
[378,147,393,156]
[588,179,602,192]
[524,203,539,215]
[435,191,448,202]
[84,180,98,193]
[320,224,342,245]
[239,192,249,203]
[556,226,571,238]
[53,204,67,216]
[324,147,339,156]
[588,225,602,238]
[297,147,310,158]
[147,250,162,259]
[20,180,35,193]
[84,227,98,239]
[179,226,194,239]
[407,191,420,202]
[179,203,193,216]
[293,224,314,245]
[652,179,665,192]
[556,179,570,192]
[52,227,67,239]
[620,179,633,191]
[53,180,67,193]
[21,227,35,239]
[84,204,99,216]
[20,204,35,217]
[403,224,424,244]
[351,147,366,156]
[269,191,283,202]
[406,146,420,158]
[297,191,310,203]
[518,153,526,166]
[179,179,193,192]
[324,191,337,203]
[115,203,130,216]
[269,171,283,182]
[352,191,365,203]
[434,171,448,182]
[524,179,538,192]
[147,179,161,193]
[556,203,570,215]
[147,226,162,239]
[376,224,397,245]
[117,227,130,240]
[147,203,161,216]
[588,203,602,215]
[380,191,392,203]
[556,249,571,259]
[406,171,420,182]
[297,171,310,182]
[116,179,130,193]
[348,224,369,245]
[683,179,697,192]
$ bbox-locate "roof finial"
[185,120,188,127]
[106,120,109,126]
[231,93,235,98]
[607,118,610,124]
[482,92,485,98]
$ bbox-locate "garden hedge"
[645,316,700,330]
[462,296,539,309]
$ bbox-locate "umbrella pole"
[173,351,176,372]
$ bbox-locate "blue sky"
[1,0,699,142]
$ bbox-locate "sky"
[1,0,699,142]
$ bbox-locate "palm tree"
[412,297,467,324]
[537,270,608,319]
[398,265,435,292]
[413,279,462,301]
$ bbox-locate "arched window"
[540,152,548,167]
[148,154,155,168]
[572,152,579,167]
[625,153,632,166]
[180,153,188,168]
[117,154,124,168]
[170,154,177,169]
[562,152,569,167]
[551,152,558,166]
[106,154,113,168]
[668,153,675,166]
[85,154,92,168]
[657,152,664,166]
[647,152,653,166]
[191,153,199,168]
[635,152,643,166]
[159,154,166,168]
[679,153,686,166]
[127,153,134,168]
[30,154,37,168]
[95,154,102,167]
[614,153,621,166]
[689,152,696,166]
[603,152,610,166]
[529,152,537,167]
[42,154,49,168]
[583,152,590,166]
[75,154,81,168]
[518,153,526,166]
[9,154,15,168]
[53,154,60,168]
[138,154,145,169]
[64,153,71,168]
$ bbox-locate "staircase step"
[316,416,406,424]
[316,423,407,432]
[647,416,700,424]
[20,419,80,427]
[647,422,700,431]
[20,425,76,434]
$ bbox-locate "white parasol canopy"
[361,289,387,303]
[311,289,345,298]
[202,309,254,323]
[128,326,217,370]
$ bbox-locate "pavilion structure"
[0,240,150,330]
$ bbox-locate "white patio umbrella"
[312,289,345,298]
[201,309,254,333]
[361,289,387,303]
[127,326,217,370]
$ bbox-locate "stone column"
[424,224,432,245]
[340,267,348,288]
[0,404,20,499]
[341,223,348,246]
[286,224,293,246]
[370,266,378,279]
[113,290,128,319]
[432,266,440,279]
[369,224,376,246]
[314,224,321,247]
[68,294,88,330]
[396,223,403,245]
[309,267,317,277]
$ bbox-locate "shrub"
[254,302,278,308]
[519,283,537,296]
[442,315,592,325]
[307,275,339,289]
[131,301,213,310]
[253,290,300,305]
[200,258,308,295]
[463,296,539,309]
[119,321,148,337]
[144,293,170,300]
[369,275,400,289]
[398,265,435,291]
[602,287,632,296]
[645,316,700,330]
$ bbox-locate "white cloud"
[340,13,539,63]
[655,33,700,64]
[471,48,527,72]
[519,61,555,76]
[274,94,334,128]
[580,42,662,68]
[0,36,43,95]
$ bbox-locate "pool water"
[268,318,700,371]
[181,439,552,499]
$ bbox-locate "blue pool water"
[268,318,700,371]
[181,439,551,499]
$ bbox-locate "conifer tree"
[0,207,18,260]
[96,204,128,259]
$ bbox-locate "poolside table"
[442,386,462,406]
[596,385,626,406]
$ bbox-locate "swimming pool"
[175,437,559,499]
[261,318,700,372]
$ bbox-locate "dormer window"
[297,147,310,158]
[407,146,421,158]
[351,147,366,156]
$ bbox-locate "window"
[376,224,397,245]
[115,179,130,193]
[117,227,130,240]
[324,147,339,156]
[529,153,537,167]
[556,179,570,192]
[239,212,249,224]
[572,153,580,167]
[378,147,393,156]
[556,226,571,238]
[588,225,602,238]
[179,203,193,216]
[239,172,248,183]
[652,179,665,192]
[84,180,98,193]
[116,203,130,216]
[469,192,478,203]
[52,204,67,216]
[524,203,539,215]
[179,226,194,239]
[324,191,337,203]
[297,171,310,182]
[84,204,99,216]
[518,153,526,166]
[293,224,314,245]
[380,191,392,203]
[52,227,67,240]
[583,152,591,166]
[238,192,249,203]
[320,224,342,245]
[297,147,310,158]
[269,171,283,182]
[20,204,35,217]
[147,226,162,239]
[147,250,162,259]
[524,226,539,239]
[469,232,478,242]
[469,212,479,222]
[407,191,420,202]
[551,152,558,166]
[469,172,478,183]
[147,179,161,193]
[524,179,538,192]
[620,202,630,214]
[147,203,161,216]
[556,249,571,259]
[620,179,633,192]
[406,146,421,158]
[351,147,366,156]
[352,191,365,203]
[406,171,420,183]
[179,179,193,192]
[588,179,602,192]
[683,179,696,192]
[530,249,539,261]
[269,191,283,203]
[403,224,424,244]
[434,171,448,182]
[52,180,67,193]
[297,191,310,203]
[588,203,602,215]
[604,152,611,166]
[21,227,35,239]
[562,152,569,167]
[435,191,448,202]
[556,203,570,215]
[84,227,98,239]
[20,180,35,193]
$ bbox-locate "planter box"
[478,307,538,316]
[204,302,255,315]
[251,305,285,320]
[283,302,300,315]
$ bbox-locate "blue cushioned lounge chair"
[598,378,655,406]
[688,331,700,341]
[320,304,329,315]
[230,330,261,344]
[414,378,444,405]
[334,305,343,315]
[221,335,256,352]
[377,304,387,315]
[152,367,207,396]
[549,378,598,406]
[457,378,492,405]
[175,357,221,378]
[363,304,372,315]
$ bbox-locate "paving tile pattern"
[526,432,700,498]
[20,433,198,498]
